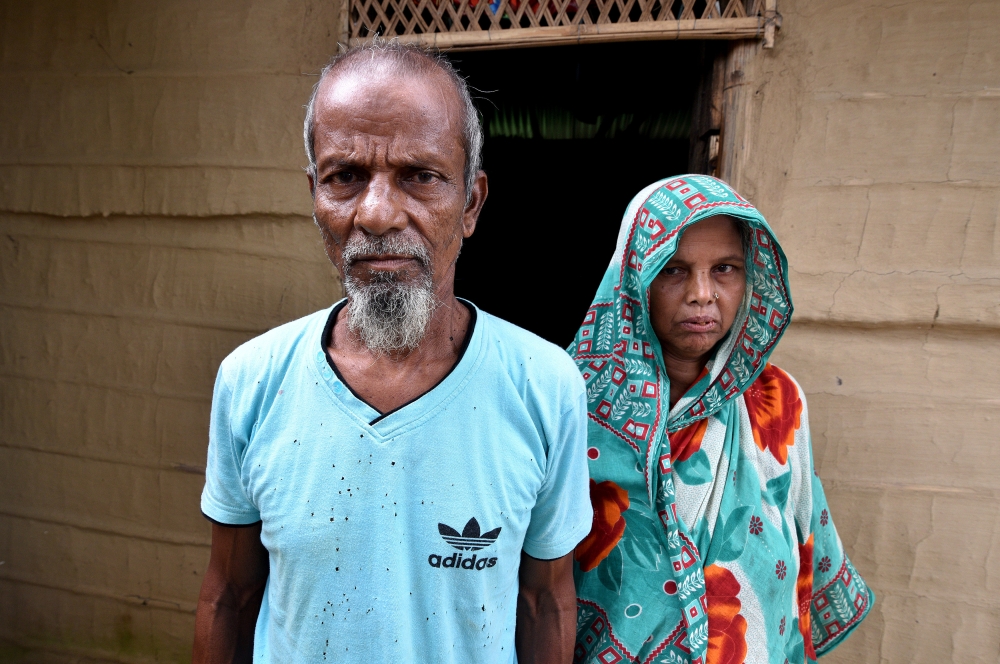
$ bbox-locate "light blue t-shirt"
[201,301,592,663]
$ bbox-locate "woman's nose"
[687,270,716,305]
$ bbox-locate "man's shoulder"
[219,305,333,383]
[477,308,582,390]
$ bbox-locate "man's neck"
[327,293,472,415]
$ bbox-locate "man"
[193,41,592,663]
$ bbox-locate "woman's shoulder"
[751,362,807,402]
[742,362,809,446]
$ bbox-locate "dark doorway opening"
[450,41,709,347]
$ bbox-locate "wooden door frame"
[690,39,761,189]
[339,0,780,50]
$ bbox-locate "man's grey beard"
[342,233,436,354]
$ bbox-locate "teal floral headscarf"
[571,176,873,664]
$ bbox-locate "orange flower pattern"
[743,364,803,465]
[797,535,817,661]
[670,417,708,464]
[575,479,630,572]
[705,564,748,664]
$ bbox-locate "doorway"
[450,40,711,346]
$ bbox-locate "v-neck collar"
[314,298,482,435]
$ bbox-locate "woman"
[571,176,872,664]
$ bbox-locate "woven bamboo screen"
[347,0,779,50]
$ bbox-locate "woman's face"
[649,216,747,363]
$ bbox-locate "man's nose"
[355,174,407,236]
[687,270,716,305]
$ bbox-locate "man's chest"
[241,397,547,564]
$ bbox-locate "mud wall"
[0,1,341,661]
[743,1,1000,661]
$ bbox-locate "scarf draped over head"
[571,176,873,664]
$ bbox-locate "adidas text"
[428,553,498,570]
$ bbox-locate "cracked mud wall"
[734,1,1000,662]
[0,1,343,661]
[1,0,998,662]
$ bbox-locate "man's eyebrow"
[315,156,358,172]
[316,152,451,172]
[387,150,453,169]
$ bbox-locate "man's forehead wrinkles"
[315,134,372,168]
[315,109,455,144]
[316,129,457,170]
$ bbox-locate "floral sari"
[571,176,872,664]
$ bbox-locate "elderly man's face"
[309,67,484,302]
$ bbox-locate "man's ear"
[307,173,316,198]
[462,170,488,238]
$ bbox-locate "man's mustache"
[342,233,431,269]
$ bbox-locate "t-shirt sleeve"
[200,362,261,525]
[522,372,592,560]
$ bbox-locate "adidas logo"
[438,518,501,551]
[428,517,501,571]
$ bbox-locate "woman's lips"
[679,316,719,332]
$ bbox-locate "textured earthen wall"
[1,0,997,662]
[0,1,341,661]
[740,1,1000,661]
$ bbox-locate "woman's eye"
[661,267,683,276]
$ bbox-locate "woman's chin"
[664,334,722,362]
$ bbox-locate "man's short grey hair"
[303,39,484,203]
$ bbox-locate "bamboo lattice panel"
[348,0,779,49]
